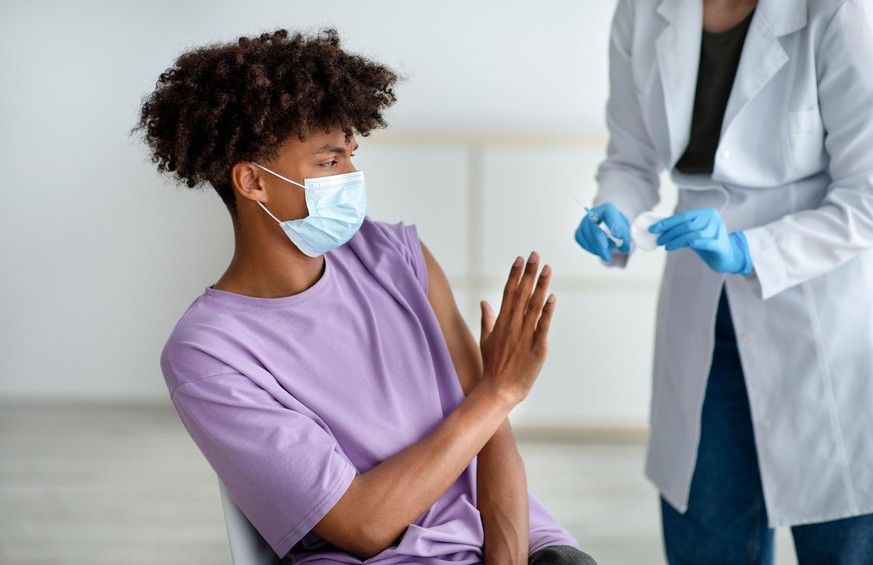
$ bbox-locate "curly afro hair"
[135,28,398,214]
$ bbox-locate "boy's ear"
[231,161,267,203]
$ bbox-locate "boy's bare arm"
[423,241,539,565]
[310,247,554,560]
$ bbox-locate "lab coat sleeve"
[744,0,873,300]
[594,0,662,227]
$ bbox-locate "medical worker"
[574,0,873,563]
[137,29,595,564]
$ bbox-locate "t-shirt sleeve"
[527,492,580,553]
[360,219,429,293]
[170,372,357,557]
[399,223,428,293]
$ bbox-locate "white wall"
[359,137,677,427]
[0,0,672,427]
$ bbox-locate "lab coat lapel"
[721,0,806,138]
[655,0,702,167]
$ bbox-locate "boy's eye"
[322,153,354,168]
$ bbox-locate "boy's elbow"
[350,519,403,559]
[314,479,406,559]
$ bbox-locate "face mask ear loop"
[251,162,306,189]
[256,201,284,224]
[251,162,306,224]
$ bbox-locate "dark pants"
[529,545,597,565]
[661,290,873,564]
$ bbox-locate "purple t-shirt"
[161,219,577,563]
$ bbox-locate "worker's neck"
[703,0,757,33]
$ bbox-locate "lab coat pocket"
[788,107,826,177]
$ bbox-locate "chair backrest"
[218,480,283,565]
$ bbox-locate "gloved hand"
[574,202,632,262]
[649,208,753,275]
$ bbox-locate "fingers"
[498,256,525,320]
[606,238,622,258]
[510,252,541,327]
[480,300,496,347]
[662,233,700,252]
[586,222,613,262]
[523,264,553,334]
[594,232,612,262]
[600,206,631,242]
[685,238,721,253]
[575,218,612,262]
[658,211,729,252]
[493,252,554,343]
[650,208,711,234]
[618,238,632,254]
[494,252,554,332]
[598,206,632,256]
[481,254,555,398]
[533,293,557,349]
[575,203,631,259]
[657,217,716,248]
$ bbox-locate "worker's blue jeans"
[660,290,873,565]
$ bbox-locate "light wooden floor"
[0,402,797,564]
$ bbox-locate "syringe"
[571,195,624,247]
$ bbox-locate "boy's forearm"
[418,240,550,564]
[478,420,529,565]
[313,379,515,559]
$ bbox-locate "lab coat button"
[740,332,753,343]
[758,420,771,431]
[720,149,731,160]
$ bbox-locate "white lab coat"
[594,0,873,527]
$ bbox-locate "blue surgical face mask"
[252,163,367,257]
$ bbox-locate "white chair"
[218,480,283,565]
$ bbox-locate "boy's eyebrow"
[314,143,359,155]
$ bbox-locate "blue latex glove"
[649,208,753,275]
[574,202,632,262]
